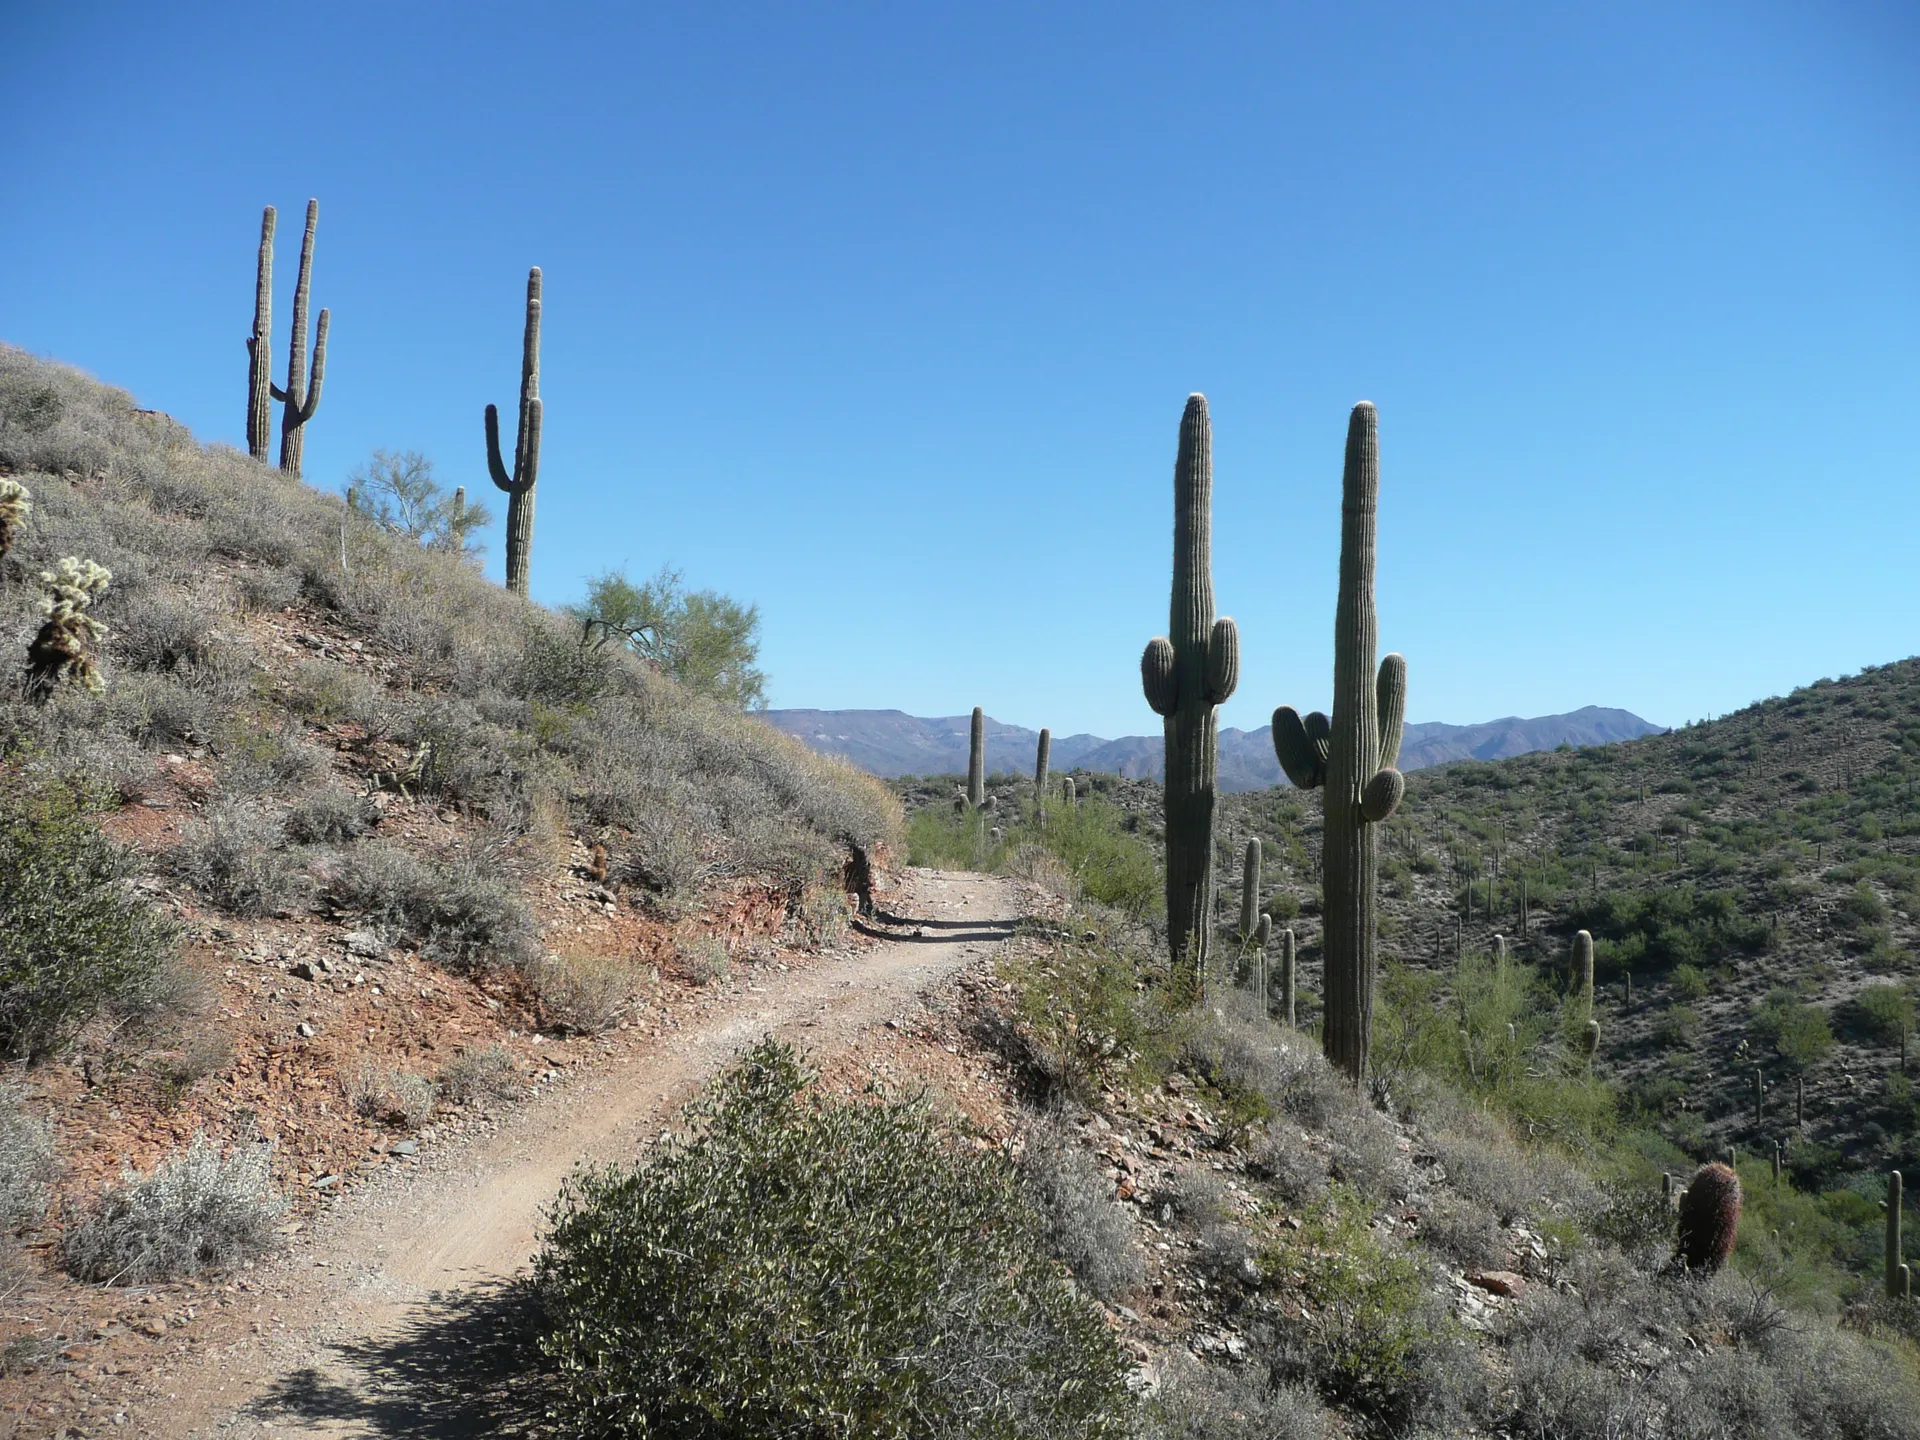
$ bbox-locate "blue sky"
[3,2,1916,738]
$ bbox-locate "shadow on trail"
[851,914,1019,945]
[248,1280,558,1438]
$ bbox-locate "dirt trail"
[107,869,1018,1440]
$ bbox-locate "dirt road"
[102,869,1017,1439]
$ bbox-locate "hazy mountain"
[762,705,1665,792]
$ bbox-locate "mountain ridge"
[763,704,1666,792]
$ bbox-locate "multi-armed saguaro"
[270,201,328,478]
[1141,394,1238,992]
[486,267,544,596]
[1272,402,1406,1083]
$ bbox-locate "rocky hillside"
[0,345,898,1360]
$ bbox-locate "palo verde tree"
[1272,402,1407,1084]
[1140,393,1238,993]
[576,566,768,711]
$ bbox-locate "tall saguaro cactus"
[1034,728,1051,813]
[1889,1171,1910,1299]
[1141,394,1239,991]
[272,200,328,478]
[1240,838,1263,942]
[967,707,986,810]
[1574,929,1596,1014]
[1271,402,1406,1083]
[486,266,544,596]
[246,206,275,461]
[1280,927,1297,1027]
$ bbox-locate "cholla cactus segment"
[26,557,111,698]
[0,478,31,561]
[1675,1162,1742,1274]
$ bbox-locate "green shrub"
[1853,982,1915,1043]
[535,1040,1134,1439]
[1017,1118,1145,1301]
[1749,989,1834,1070]
[0,772,179,1060]
[326,842,536,971]
[173,799,311,916]
[62,1134,284,1283]
[1670,963,1709,1001]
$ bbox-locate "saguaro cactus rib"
[1270,402,1407,1084]
[486,266,544,596]
[1140,394,1237,992]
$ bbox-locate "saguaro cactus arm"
[485,399,544,494]
[1205,616,1239,705]
[1142,637,1177,716]
[1272,706,1329,789]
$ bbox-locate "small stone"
[138,1319,167,1338]
[388,1140,417,1156]
[289,962,317,981]
[343,930,385,958]
[296,1022,316,1039]
[311,1173,338,1190]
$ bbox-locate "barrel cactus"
[1271,403,1405,1082]
[1141,394,1238,992]
[1675,1162,1742,1274]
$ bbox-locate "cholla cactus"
[25,557,110,699]
[1675,1162,1741,1274]
[0,478,30,562]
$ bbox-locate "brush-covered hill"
[0,345,897,1309]
[1205,662,1920,1187]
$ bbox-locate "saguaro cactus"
[1141,394,1238,990]
[1034,728,1051,812]
[245,206,275,461]
[486,266,544,596]
[1271,402,1405,1082]
[1240,838,1263,943]
[967,707,986,810]
[272,200,328,478]
[1574,929,1595,1015]
[1889,1171,1909,1299]
[1675,1162,1742,1274]
[1280,927,1297,1027]
[1063,777,1077,805]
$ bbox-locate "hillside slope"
[0,345,900,1376]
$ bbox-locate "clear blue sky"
[3,2,1916,738]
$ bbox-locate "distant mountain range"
[762,706,1666,794]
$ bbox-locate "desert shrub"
[536,1040,1134,1439]
[1417,1193,1506,1269]
[533,953,643,1032]
[285,785,378,844]
[438,1043,521,1104]
[108,591,223,676]
[0,772,178,1059]
[1854,982,1915,1042]
[326,843,535,971]
[1003,928,1158,1100]
[148,1029,235,1101]
[234,564,299,614]
[1750,990,1834,1071]
[1249,1124,1330,1206]
[1260,1189,1468,1430]
[0,1089,53,1230]
[343,1061,437,1128]
[1670,963,1709,1001]
[674,934,729,987]
[62,1135,284,1283]
[1144,1356,1333,1440]
[1428,1124,1534,1225]
[1016,1118,1144,1301]
[216,719,325,796]
[173,799,310,917]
